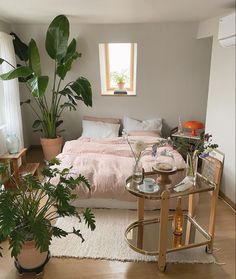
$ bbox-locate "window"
[99,43,137,96]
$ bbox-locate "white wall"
[12,22,212,145]
[198,17,235,204]
[0,20,10,33]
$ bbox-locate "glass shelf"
[125,171,215,200]
[125,214,211,256]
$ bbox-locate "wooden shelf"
[0,148,39,184]
[0,148,27,160]
[19,163,40,177]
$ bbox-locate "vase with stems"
[186,151,198,184]
[123,132,146,184]
[133,160,143,184]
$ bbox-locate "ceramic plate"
[153,165,177,173]
[138,184,160,194]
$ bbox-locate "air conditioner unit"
[218,13,236,47]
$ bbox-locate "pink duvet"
[55,136,186,202]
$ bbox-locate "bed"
[54,132,191,209]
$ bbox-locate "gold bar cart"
[124,157,222,272]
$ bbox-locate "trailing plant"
[0,158,95,258]
[0,15,92,139]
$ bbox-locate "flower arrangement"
[123,132,147,163]
[123,132,147,182]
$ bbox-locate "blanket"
[55,136,186,202]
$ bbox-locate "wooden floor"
[0,148,235,279]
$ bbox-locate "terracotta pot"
[16,240,49,270]
[40,136,63,161]
[117,82,125,90]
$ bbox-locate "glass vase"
[133,160,143,184]
[186,153,198,184]
[6,134,19,154]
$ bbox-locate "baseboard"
[219,190,236,210]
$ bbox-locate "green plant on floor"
[0,158,95,257]
[0,15,92,139]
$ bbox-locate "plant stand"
[14,251,51,275]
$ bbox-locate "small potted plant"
[0,15,93,160]
[111,71,128,90]
[0,158,95,274]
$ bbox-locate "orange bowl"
[184,121,204,136]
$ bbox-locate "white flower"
[134,141,147,155]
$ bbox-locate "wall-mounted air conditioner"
[218,13,236,47]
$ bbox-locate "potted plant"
[0,15,92,160]
[0,158,95,274]
[111,71,128,90]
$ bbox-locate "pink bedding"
[55,136,186,202]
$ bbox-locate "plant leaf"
[32,119,42,129]
[28,39,41,75]
[28,75,49,97]
[20,99,31,105]
[0,191,16,236]
[33,129,43,133]
[9,230,25,257]
[72,227,84,242]
[56,39,80,79]
[52,227,68,238]
[45,15,69,61]
[0,58,4,65]
[83,208,96,231]
[70,77,92,107]
[31,217,51,253]
[60,102,76,111]
[10,32,29,62]
[0,66,32,80]
[56,120,63,127]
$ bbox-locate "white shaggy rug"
[50,209,215,264]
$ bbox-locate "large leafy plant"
[0,159,95,258]
[0,15,92,138]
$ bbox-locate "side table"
[171,131,203,159]
[0,148,40,184]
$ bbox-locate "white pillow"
[123,116,162,135]
[82,120,120,139]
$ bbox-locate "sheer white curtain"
[0,31,24,154]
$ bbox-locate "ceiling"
[0,0,235,24]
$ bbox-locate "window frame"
[104,43,135,92]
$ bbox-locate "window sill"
[101,90,136,96]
